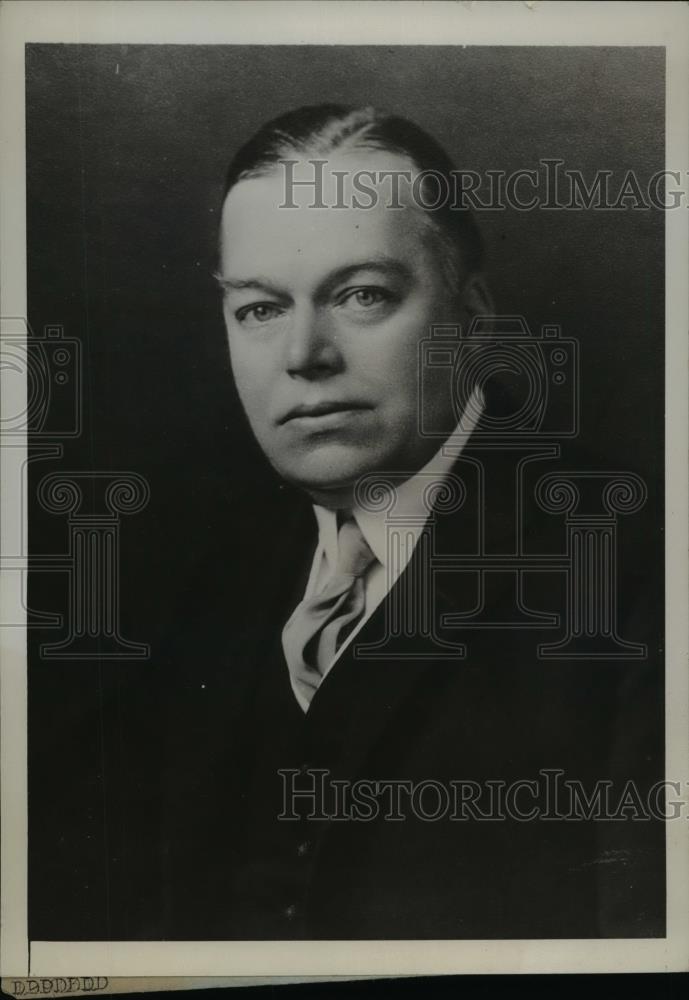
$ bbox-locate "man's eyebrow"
[321,257,413,289]
[212,257,413,297]
[212,272,288,296]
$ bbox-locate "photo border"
[1,0,687,978]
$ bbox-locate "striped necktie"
[282,514,377,707]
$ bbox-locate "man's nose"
[284,306,343,379]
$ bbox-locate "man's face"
[219,151,468,506]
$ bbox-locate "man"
[156,106,663,940]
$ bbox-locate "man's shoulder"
[155,480,315,668]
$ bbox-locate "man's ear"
[458,273,495,335]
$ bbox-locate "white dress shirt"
[287,386,484,712]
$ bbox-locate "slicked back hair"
[221,104,484,294]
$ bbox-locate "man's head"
[217,105,490,507]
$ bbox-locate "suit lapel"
[303,458,483,786]
[303,446,539,787]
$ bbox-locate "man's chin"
[271,448,383,508]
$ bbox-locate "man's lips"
[278,401,373,425]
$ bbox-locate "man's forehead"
[223,148,419,212]
[219,150,435,283]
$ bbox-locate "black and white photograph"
[1,0,688,983]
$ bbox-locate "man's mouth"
[279,401,372,425]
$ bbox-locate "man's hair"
[221,104,484,293]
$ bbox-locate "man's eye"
[235,303,284,327]
[340,287,394,310]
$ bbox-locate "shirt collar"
[312,385,483,571]
[312,503,340,575]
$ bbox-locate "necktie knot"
[333,515,376,579]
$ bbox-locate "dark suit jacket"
[140,436,664,941]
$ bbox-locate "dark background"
[26,45,665,940]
